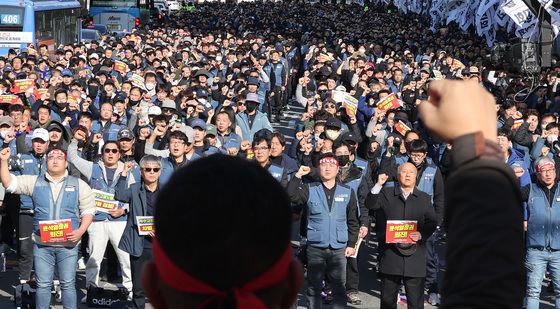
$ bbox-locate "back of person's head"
[143,155,303,309]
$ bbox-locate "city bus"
[89,0,141,34]
[0,0,82,55]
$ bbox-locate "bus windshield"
[90,0,137,8]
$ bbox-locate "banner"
[39,219,72,243]
[376,93,401,111]
[385,220,418,244]
[136,216,154,236]
[12,79,34,94]
[93,189,119,213]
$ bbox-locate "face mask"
[145,83,156,91]
[246,102,257,113]
[216,56,223,62]
[87,85,99,98]
[547,134,558,144]
[55,101,67,109]
[325,129,340,141]
[336,155,350,167]
[320,92,328,101]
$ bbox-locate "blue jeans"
[306,246,346,309]
[34,243,79,309]
[526,248,560,309]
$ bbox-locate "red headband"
[319,157,338,166]
[47,149,66,160]
[537,161,555,173]
[153,238,292,309]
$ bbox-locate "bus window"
[35,8,79,48]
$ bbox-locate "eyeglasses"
[169,140,185,145]
[237,102,246,106]
[324,104,336,109]
[104,148,119,154]
[539,169,555,175]
[162,108,175,113]
[142,167,161,173]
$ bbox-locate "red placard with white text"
[385,220,417,244]
[39,219,72,243]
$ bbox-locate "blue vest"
[527,184,560,249]
[19,154,47,211]
[160,153,201,185]
[271,62,284,87]
[417,165,437,200]
[307,183,352,249]
[268,164,284,183]
[344,177,362,216]
[354,157,368,178]
[31,175,80,236]
[90,164,126,222]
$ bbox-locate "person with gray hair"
[115,154,162,309]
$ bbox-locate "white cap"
[178,125,194,144]
[89,53,100,60]
[148,106,162,116]
[31,128,49,142]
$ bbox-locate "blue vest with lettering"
[268,164,284,183]
[354,157,368,178]
[19,154,47,211]
[90,164,126,222]
[527,184,560,249]
[31,175,80,236]
[417,165,437,200]
[307,183,352,249]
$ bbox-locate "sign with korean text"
[39,219,72,243]
[136,216,154,236]
[342,94,358,116]
[0,95,20,104]
[93,189,119,213]
[113,60,128,75]
[385,220,417,244]
[376,93,401,111]
[12,79,34,94]
[395,120,411,136]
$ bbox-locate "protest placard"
[39,219,72,243]
[136,216,154,236]
[386,220,417,244]
[376,93,401,111]
[93,189,119,213]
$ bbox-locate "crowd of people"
[0,1,554,308]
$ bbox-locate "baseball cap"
[148,106,162,116]
[61,69,73,77]
[340,132,359,144]
[205,124,217,137]
[469,66,480,75]
[47,122,63,132]
[178,125,194,144]
[161,99,177,111]
[245,93,259,104]
[247,77,259,86]
[0,116,13,128]
[117,128,135,141]
[190,118,207,130]
[325,117,341,129]
[196,88,208,98]
[31,128,49,142]
[89,53,100,60]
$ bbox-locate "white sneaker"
[77,257,86,270]
[428,292,441,306]
[81,294,87,304]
